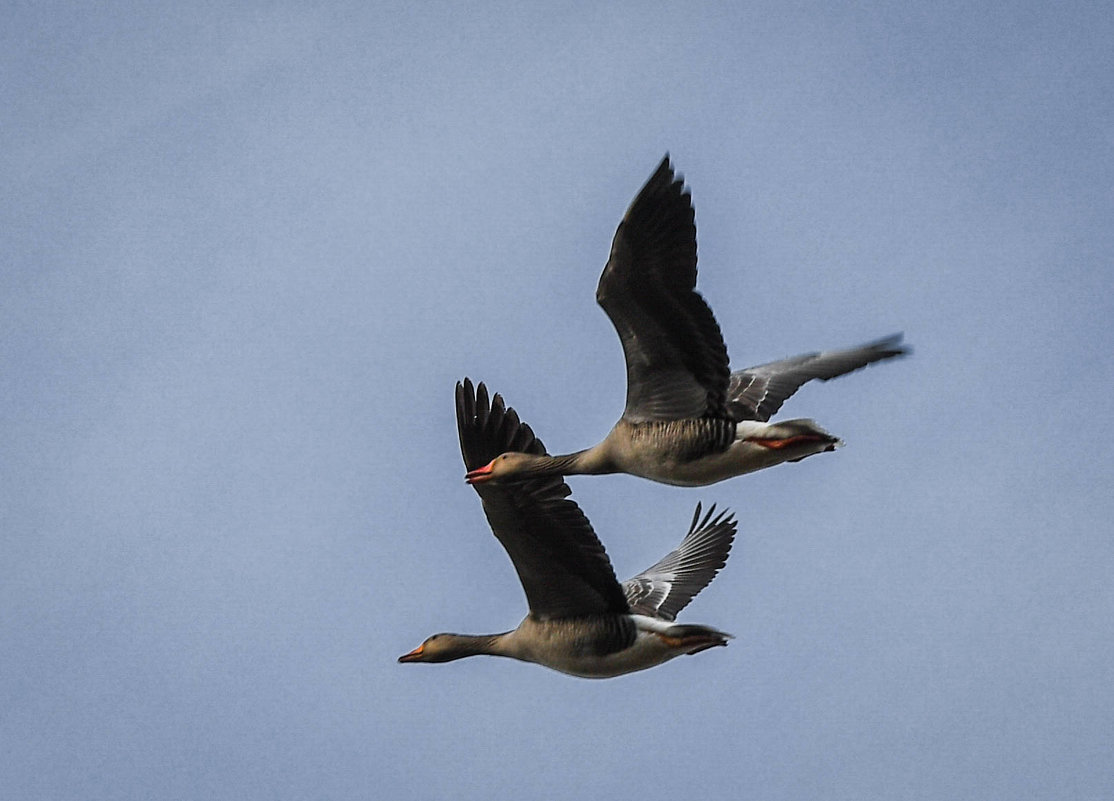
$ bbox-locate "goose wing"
[726,333,909,422]
[596,156,731,423]
[623,503,736,621]
[456,379,630,620]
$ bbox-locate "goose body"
[399,379,736,678]
[615,418,844,487]
[466,157,907,488]
[483,417,843,488]
[408,615,727,679]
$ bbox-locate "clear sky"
[3,2,1112,799]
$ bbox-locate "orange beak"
[398,644,425,663]
[464,460,495,484]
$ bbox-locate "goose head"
[398,633,494,663]
[464,451,539,484]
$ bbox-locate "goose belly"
[610,419,736,487]
[536,630,683,679]
[510,616,684,679]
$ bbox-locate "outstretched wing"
[456,379,630,620]
[596,156,731,423]
[623,503,736,621]
[726,333,909,422]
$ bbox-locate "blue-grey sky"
[4,2,1112,798]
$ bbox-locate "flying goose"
[465,156,908,488]
[399,379,736,678]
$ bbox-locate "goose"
[399,379,736,678]
[465,156,908,488]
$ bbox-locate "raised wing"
[456,379,629,620]
[596,156,731,423]
[726,333,909,422]
[623,503,736,621]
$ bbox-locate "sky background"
[3,2,1112,799]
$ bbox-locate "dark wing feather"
[596,156,731,422]
[623,503,736,621]
[456,379,630,620]
[726,333,909,422]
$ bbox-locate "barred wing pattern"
[623,503,736,622]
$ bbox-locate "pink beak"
[464,461,495,484]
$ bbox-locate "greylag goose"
[399,379,736,678]
[465,156,908,488]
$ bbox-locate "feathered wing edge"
[726,333,910,422]
[597,156,732,422]
[623,503,737,621]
